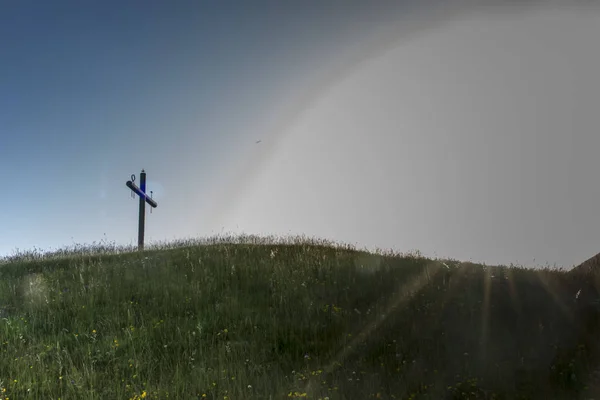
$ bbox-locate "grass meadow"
[1,234,600,400]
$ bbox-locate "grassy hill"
[0,235,599,400]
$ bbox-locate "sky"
[1,1,599,268]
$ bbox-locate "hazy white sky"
[212,6,600,268]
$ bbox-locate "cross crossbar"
[126,180,158,208]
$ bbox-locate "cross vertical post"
[138,170,146,250]
[126,169,158,251]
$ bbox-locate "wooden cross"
[126,169,158,251]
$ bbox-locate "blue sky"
[2,1,600,268]
[1,0,408,254]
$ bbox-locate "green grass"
[1,234,599,400]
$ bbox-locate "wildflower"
[288,392,308,398]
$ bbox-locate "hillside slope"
[0,238,599,400]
